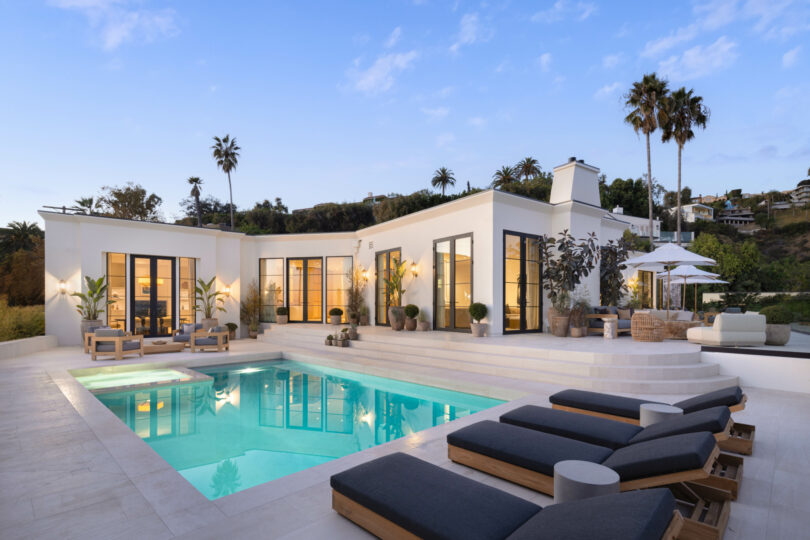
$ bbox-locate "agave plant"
[71,275,114,320]
[195,276,226,319]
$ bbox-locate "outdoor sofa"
[586,306,632,335]
[686,313,766,346]
[90,329,144,361]
[190,326,229,352]
[331,452,683,540]
[173,323,204,348]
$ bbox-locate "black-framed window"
[375,248,401,326]
[130,255,176,337]
[326,256,352,323]
[179,257,196,326]
[286,257,323,323]
[434,233,473,331]
[106,253,126,330]
[503,231,542,334]
[260,258,284,323]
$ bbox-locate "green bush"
[276,306,288,316]
[0,297,44,342]
[329,307,343,317]
[404,304,419,319]
[469,302,487,323]
[225,322,238,332]
[760,305,794,325]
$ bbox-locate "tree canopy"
[97,183,163,221]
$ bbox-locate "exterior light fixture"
[58,280,68,294]
[410,263,419,278]
[362,269,370,282]
[222,285,231,297]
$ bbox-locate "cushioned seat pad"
[602,432,716,481]
[331,452,540,540]
[550,389,664,419]
[673,386,743,414]
[629,406,731,445]
[173,334,190,342]
[193,337,219,345]
[96,341,140,352]
[506,489,676,540]
[589,319,632,329]
[447,421,613,476]
[500,405,642,450]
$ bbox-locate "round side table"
[553,460,620,504]
[639,403,683,427]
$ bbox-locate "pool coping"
[71,365,213,394]
[48,346,527,534]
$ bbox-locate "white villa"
[43,157,633,345]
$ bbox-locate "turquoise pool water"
[74,368,192,391]
[94,360,503,499]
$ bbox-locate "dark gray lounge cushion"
[193,337,219,346]
[629,406,731,445]
[549,389,664,420]
[95,328,125,338]
[173,334,191,343]
[447,421,612,476]
[330,452,540,540]
[506,489,676,540]
[602,431,716,481]
[500,405,642,450]
[673,386,743,414]
[96,341,141,352]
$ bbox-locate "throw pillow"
[617,309,632,320]
[182,323,196,335]
[593,307,608,315]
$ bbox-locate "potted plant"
[404,304,419,331]
[325,334,333,346]
[240,280,261,338]
[383,258,409,331]
[549,291,571,337]
[568,287,591,338]
[760,305,793,346]
[469,303,488,337]
[348,266,368,326]
[71,275,114,343]
[225,322,238,340]
[195,276,226,329]
[329,307,343,325]
[359,305,370,326]
[417,311,430,331]
[339,328,350,346]
[276,306,289,324]
[347,323,359,340]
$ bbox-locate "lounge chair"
[447,422,742,500]
[90,329,144,361]
[331,452,683,540]
[173,323,203,348]
[190,326,229,352]
[83,325,110,353]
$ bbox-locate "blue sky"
[2,0,809,225]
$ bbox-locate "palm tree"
[515,157,540,182]
[74,197,97,215]
[211,135,241,231]
[492,166,518,189]
[1,221,43,255]
[624,73,669,249]
[431,167,455,196]
[661,88,709,245]
[187,177,204,227]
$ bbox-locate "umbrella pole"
[666,268,671,319]
[694,284,698,314]
[682,277,687,310]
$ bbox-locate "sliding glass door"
[287,258,322,322]
[375,248,401,326]
[130,255,176,337]
[434,234,472,331]
[503,232,542,334]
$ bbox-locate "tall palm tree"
[661,88,709,245]
[74,197,97,215]
[211,135,241,231]
[492,166,518,189]
[624,73,669,249]
[515,157,540,182]
[0,221,43,255]
[431,167,455,196]
[187,177,204,227]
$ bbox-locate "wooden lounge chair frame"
[669,482,731,540]
[173,328,207,348]
[190,331,229,353]
[90,333,144,361]
[585,313,632,335]
[331,488,684,540]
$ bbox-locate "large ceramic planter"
[417,321,430,331]
[359,315,369,326]
[248,329,258,339]
[405,317,417,331]
[550,316,570,337]
[202,318,219,330]
[329,315,342,325]
[470,322,488,337]
[80,319,102,343]
[276,315,288,325]
[347,327,358,340]
[765,324,791,346]
[388,307,405,331]
[569,326,587,338]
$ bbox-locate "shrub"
[329,307,344,317]
[760,305,794,325]
[404,304,419,319]
[469,302,487,323]
[0,297,44,342]
[225,322,238,332]
[276,306,288,316]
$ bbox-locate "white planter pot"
[202,318,219,330]
[470,323,488,337]
[276,315,288,325]
[329,315,341,325]
[765,324,791,346]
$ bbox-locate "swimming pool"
[93,360,503,499]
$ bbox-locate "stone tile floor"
[1,340,808,539]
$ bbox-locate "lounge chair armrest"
[585,314,617,319]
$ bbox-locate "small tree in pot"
[71,275,114,343]
[195,276,226,329]
[469,303,488,337]
[348,266,367,325]
[404,304,419,331]
[383,258,409,330]
[240,280,261,338]
[760,305,793,346]
[329,307,344,325]
[537,231,599,337]
[225,322,238,340]
[417,310,430,331]
[599,238,630,307]
[276,306,289,324]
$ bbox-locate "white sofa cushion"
[687,313,766,346]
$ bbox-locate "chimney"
[551,157,601,207]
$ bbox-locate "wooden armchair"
[190,329,229,352]
[90,330,144,361]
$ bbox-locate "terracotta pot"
[388,307,405,331]
[349,313,359,325]
[417,321,430,331]
[569,326,587,338]
[202,318,219,330]
[765,324,791,346]
[550,316,570,337]
[470,322,488,337]
[276,315,288,325]
[329,315,342,325]
[325,339,332,346]
[348,328,358,340]
[359,315,369,326]
[338,338,349,347]
[405,317,417,331]
[249,330,258,339]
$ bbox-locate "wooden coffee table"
[144,342,185,355]
[663,320,702,340]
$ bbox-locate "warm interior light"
[410,263,419,278]
[359,412,375,426]
[137,277,164,286]
[136,401,164,413]
[58,280,67,294]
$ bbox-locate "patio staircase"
[259,325,738,395]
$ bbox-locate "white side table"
[639,403,683,427]
[553,460,620,504]
[602,318,618,339]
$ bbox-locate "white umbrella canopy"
[655,264,719,280]
[654,274,728,312]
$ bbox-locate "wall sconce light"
[58,280,68,295]
[361,269,370,282]
[410,263,419,278]
[222,285,231,297]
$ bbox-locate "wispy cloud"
[467,117,486,128]
[641,24,699,58]
[436,132,455,148]
[349,51,419,95]
[531,1,597,23]
[602,53,622,69]
[450,13,491,53]
[594,82,621,100]
[49,0,178,50]
[782,46,801,67]
[658,36,738,80]
[384,27,402,48]
[538,52,552,72]
[421,106,449,120]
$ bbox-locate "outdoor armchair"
[190,326,229,352]
[90,329,144,361]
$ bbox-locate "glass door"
[287,257,323,322]
[434,234,472,331]
[375,248,401,326]
[503,232,542,333]
[130,255,176,337]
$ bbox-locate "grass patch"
[0,296,44,342]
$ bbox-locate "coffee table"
[144,342,185,355]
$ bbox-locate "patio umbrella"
[625,243,716,317]
[655,265,720,309]
[656,273,728,312]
